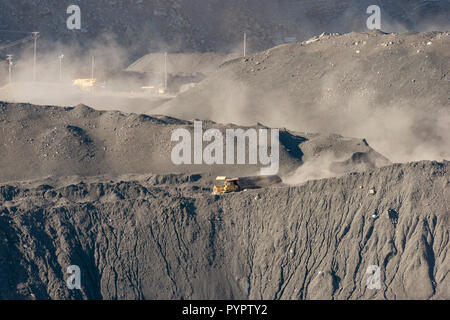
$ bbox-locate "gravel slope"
[154,31,450,162]
[0,101,389,183]
[0,161,448,299]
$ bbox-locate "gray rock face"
[1,0,449,55]
[0,161,448,299]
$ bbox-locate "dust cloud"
[0,34,169,112]
[282,153,343,185]
[160,36,449,165]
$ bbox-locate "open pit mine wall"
[1,0,448,59]
[0,161,448,299]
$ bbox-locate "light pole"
[58,53,64,82]
[243,32,247,57]
[32,32,39,81]
[90,56,95,93]
[164,52,168,90]
[6,54,13,84]
[91,55,94,80]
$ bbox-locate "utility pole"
[164,52,168,90]
[58,53,64,82]
[6,54,13,84]
[91,56,94,79]
[90,56,95,93]
[243,32,247,58]
[32,32,39,81]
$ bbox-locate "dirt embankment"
[0,161,448,299]
[0,101,389,183]
[154,31,450,162]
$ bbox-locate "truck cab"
[213,176,240,195]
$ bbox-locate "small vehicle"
[73,78,96,90]
[212,175,282,195]
[213,176,240,195]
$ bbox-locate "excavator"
[213,175,282,195]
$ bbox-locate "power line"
[0,34,34,51]
[0,29,34,34]
[0,29,35,51]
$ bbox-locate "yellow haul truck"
[73,78,96,90]
[213,175,282,195]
